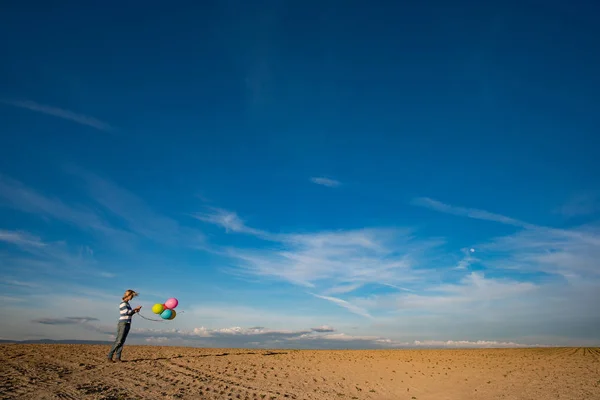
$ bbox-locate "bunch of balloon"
[151,298,179,320]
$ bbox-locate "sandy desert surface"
[1,345,599,400]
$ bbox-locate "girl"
[107,289,141,362]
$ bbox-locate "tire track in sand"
[546,347,576,360]
[586,348,600,360]
[102,361,189,400]
[102,357,276,400]
[567,347,581,357]
[165,358,298,400]
[23,347,169,400]
[0,360,81,400]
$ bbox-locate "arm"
[120,302,139,316]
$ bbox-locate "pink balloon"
[164,298,178,309]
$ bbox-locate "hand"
[134,306,142,313]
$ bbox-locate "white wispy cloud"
[352,272,536,316]
[310,177,341,188]
[0,279,41,289]
[476,227,600,279]
[453,247,477,270]
[311,294,373,319]
[418,197,600,273]
[204,220,435,291]
[380,283,415,292]
[402,272,536,311]
[195,204,570,321]
[399,197,600,340]
[412,196,600,267]
[0,99,114,132]
[411,197,533,228]
[322,283,365,295]
[0,230,46,248]
[192,207,268,237]
[195,207,450,316]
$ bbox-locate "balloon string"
[137,310,185,323]
[137,313,166,322]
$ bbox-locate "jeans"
[107,320,131,360]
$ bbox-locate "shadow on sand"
[122,351,288,363]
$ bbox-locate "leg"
[115,323,131,360]
[107,322,128,360]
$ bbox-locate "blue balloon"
[161,309,173,319]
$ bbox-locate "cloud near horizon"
[128,326,554,349]
[33,317,100,325]
[31,316,547,349]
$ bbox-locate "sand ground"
[1,344,599,400]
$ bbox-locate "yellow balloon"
[152,303,164,314]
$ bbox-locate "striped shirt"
[119,301,135,323]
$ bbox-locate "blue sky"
[1,0,599,348]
